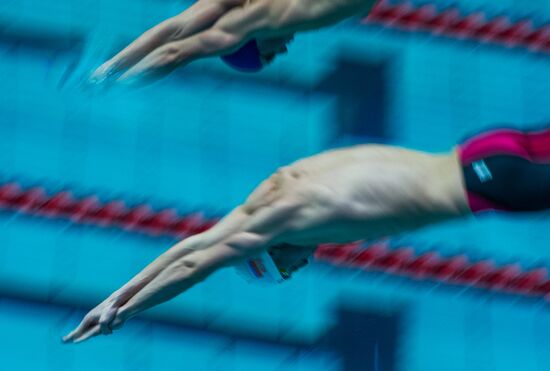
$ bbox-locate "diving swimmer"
[63,126,550,343]
[87,0,379,84]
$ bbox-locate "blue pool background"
[1,0,550,370]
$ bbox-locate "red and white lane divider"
[315,243,550,300]
[366,0,550,53]
[0,182,215,238]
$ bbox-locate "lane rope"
[366,0,550,53]
[315,242,550,300]
[0,181,215,238]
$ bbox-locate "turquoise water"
[1,1,550,370]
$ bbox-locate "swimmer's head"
[236,244,315,284]
[221,36,294,73]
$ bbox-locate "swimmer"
[88,0,378,84]
[63,125,550,343]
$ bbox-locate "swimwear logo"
[472,160,493,183]
[248,258,266,278]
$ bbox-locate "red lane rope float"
[315,243,550,299]
[1,180,550,299]
[365,0,550,53]
[0,182,216,238]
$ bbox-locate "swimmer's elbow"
[168,258,206,284]
[172,232,269,280]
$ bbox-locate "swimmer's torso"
[245,145,470,246]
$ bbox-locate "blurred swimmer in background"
[88,0,379,84]
[64,126,550,343]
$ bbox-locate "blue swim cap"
[221,40,263,72]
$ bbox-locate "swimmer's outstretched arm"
[62,177,299,343]
[64,145,469,344]
[90,0,377,84]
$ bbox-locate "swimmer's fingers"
[62,314,97,343]
[64,316,119,344]
[89,19,181,84]
[72,324,102,344]
[115,43,185,84]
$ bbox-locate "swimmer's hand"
[62,245,190,344]
[62,205,274,344]
[89,0,376,85]
[62,297,124,344]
